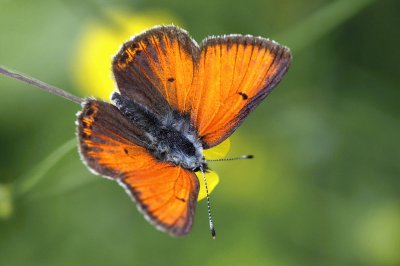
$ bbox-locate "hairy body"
[112,92,205,171]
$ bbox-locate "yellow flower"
[72,9,230,201]
[196,138,230,201]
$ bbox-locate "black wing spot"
[123,148,129,155]
[167,77,175,82]
[81,132,90,139]
[84,107,95,117]
[81,120,89,127]
[128,42,140,49]
[175,196,186,202]
[120,52,129,62]
[81,119,93,130]
[239,92,248,100]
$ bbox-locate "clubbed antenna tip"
[211,227,216,239]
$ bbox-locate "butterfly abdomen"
[112,92,204,171]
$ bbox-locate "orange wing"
[112,25,200,115]
[77,99,199,236]
[190,36,292,147]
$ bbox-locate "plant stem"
[275,0,376,52]
[16,138,77,199]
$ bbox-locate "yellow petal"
[72,9,179,99]
[203,138,231,160]
[195,170,219,201]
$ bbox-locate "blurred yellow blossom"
[0,184,13,219]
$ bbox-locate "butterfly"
[77,25,291,237]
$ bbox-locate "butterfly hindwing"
[121,164,199,236]
[77,99,199,236]
[191,35,292,148]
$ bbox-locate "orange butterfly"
[77,25,291,237]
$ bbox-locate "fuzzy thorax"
[112,92,205,171]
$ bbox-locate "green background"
[1,0,399,265]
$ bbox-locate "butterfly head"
[154,131,207,172]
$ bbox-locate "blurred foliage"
[1,0,400,265]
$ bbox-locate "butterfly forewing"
[112,26,200,115]
[191,36,292,148]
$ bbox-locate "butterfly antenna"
[200,166,216,239]
[206,155,254,163]
[0,65,83,105]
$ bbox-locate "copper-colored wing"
[191,36,292,148]
[112,25,200,115]
[77,99,199,236]
[120,164,199,236]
